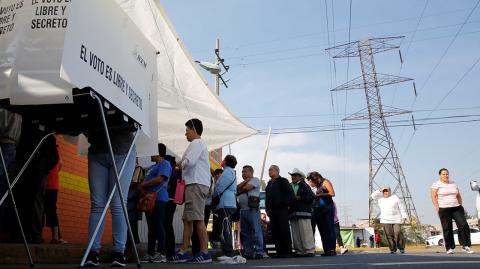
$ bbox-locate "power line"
[427,54,480,118]
[416,0,480,98]
[256,118,480,135]
[229,29,480,67]
[190,7,476,54]
[239,106,480,119]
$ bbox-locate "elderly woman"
[431,168,474,254]
[307,171,336,256]
[213,155,238,258]
[370,186,407,254]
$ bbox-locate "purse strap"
[218,170,236,197]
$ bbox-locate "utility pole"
[326,36,420,227]
[214,38,220,95]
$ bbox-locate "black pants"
[44,189,59,227]
[125,217,139,253]
[145,201,167,255]
[334,222,343,247]
[191,205,211,255]
[438,205,471,250]
[269,208,292,256]
[314,206,336,253]
[216,207,235,257]
[164,200,177,257]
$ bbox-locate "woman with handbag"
[139,143,172,263]
[307,171,337,256]
[212,155,238,258]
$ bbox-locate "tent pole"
[0,145,34,267]
[259,127,272,190]
[79,92,141,268]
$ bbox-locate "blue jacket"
[214,166,237,209]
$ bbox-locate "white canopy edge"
[118,0,257,156]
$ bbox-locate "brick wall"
[42,135,112,244]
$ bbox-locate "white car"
[426,228,480,246]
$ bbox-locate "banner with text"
[3,0,74,104]
[60,0,157,138]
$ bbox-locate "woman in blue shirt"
[140,143,172,263]
[213,155,237,257]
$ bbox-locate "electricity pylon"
[326,36,420,226]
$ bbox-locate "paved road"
[2,249,480,269]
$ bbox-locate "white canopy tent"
[0,0,256,157]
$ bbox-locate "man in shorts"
[168,119,212,263]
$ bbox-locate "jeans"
[438,205,471,250]
[145,201,167,255]
[240,208,264,257]
[87,149,135,253]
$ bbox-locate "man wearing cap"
[370,186,407,254]
[288,168,315,257]
[265,165,294,258]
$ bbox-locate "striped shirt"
[432,180,460,208]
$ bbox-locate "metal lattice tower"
[326,36,420,226]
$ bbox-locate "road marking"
[371,261,480,266]
[251,261,480,268]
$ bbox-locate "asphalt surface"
[2,249,480,269]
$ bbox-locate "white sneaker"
[217,255,231,261]
[446,249,454,254]
[462,247,475,254]
[340,247,348,255]
[151,253,167,263]
[140,254,153,263]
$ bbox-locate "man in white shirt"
[169,119,212,263]
[370,186,407,254]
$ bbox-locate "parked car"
[425,228,480,246]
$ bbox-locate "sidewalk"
[1,243,477,264]
[0,243,224,264]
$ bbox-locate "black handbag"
[247,194,260,208]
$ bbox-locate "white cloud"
[227,133,366,181]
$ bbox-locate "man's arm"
[180,141,203,169]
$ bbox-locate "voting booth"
[1,0,158,267]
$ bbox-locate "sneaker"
[462,246,475,254]
[340,247,348,255]
[188,252,212,263]
[167,251,190,263]
[151,253,167,263]
[140,254,153,263]
[400,249,405,254]
[446,249,454,254]
[110,252,126,267]
[84,251,100,267]
[217,255,231,261]
[390,251,397,254]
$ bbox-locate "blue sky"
[161,0,480,225]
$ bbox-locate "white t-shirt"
[370,190,407,224]
[431,180,460,208]
[181,138,211,187]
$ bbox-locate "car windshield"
[259,191,266,209]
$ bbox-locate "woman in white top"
[431,168,474,254]
[370,186,407,254]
